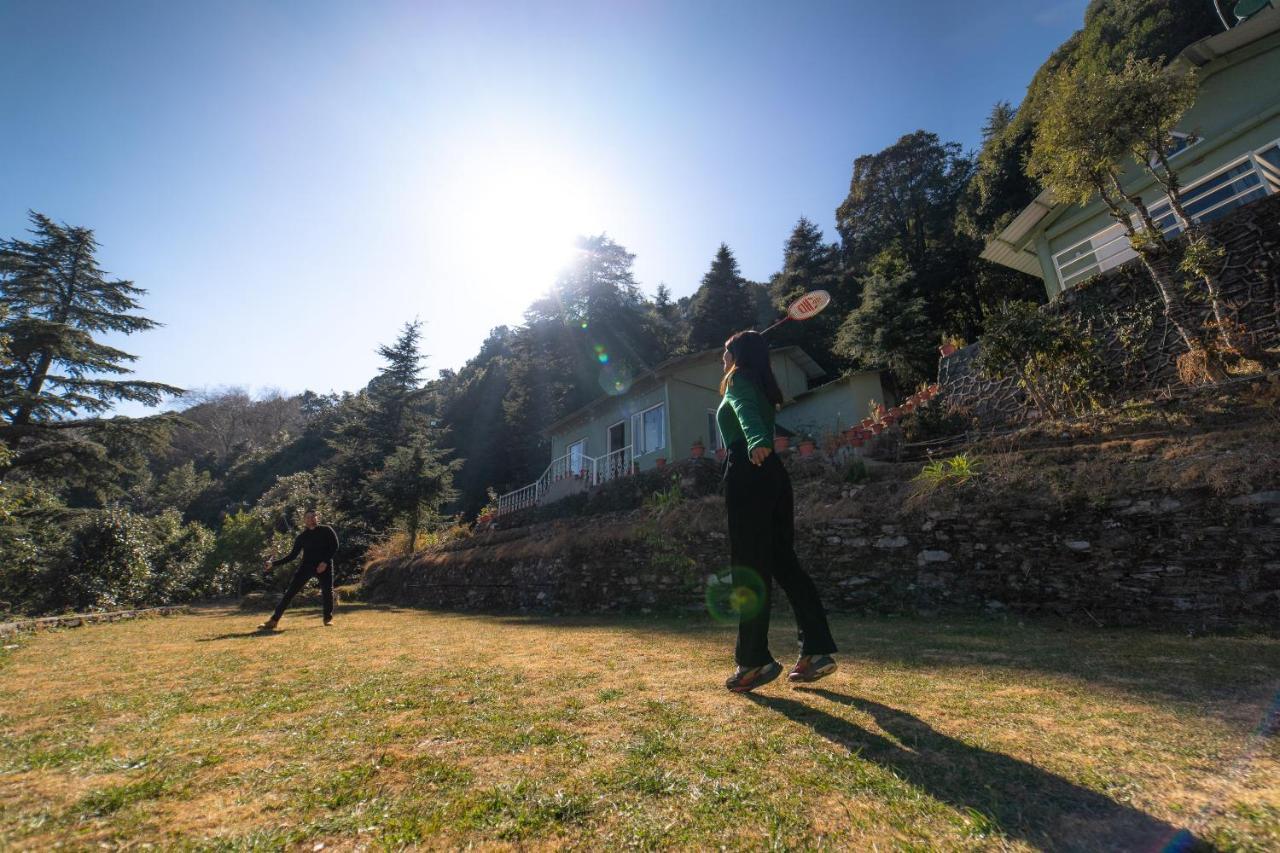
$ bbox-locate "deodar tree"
[0,212,183,477]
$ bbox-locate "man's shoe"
[788,655,837,684]
[258,618,279,631]
[725,661,782,693]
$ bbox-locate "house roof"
[544,345,827,435]
[980,7,1280,277]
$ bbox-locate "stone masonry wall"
[364,458,1280,632]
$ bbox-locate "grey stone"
[1065,540,1091,552]
[1230,491,1280,506]
[917,550,952,566]
[874,536,909,549]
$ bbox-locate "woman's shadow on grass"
[748,688,1206,852]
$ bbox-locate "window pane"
[643,406,664,452]
[1197,186,1266,223]
[1183,162,1257,208]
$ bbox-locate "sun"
[443,146,605,311]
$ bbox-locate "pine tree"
[0,212,183,477]
[687,244,755,351]
[767,218,846,373]
[325,320,455,543]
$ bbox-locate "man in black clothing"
[259,510,340,630]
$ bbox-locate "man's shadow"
[747,688,1206,852]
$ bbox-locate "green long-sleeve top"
[716,373,775,453]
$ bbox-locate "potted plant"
[690,439,706,459]
[655,456,666,467]
[938,334,965,358]
[797,435,817,458]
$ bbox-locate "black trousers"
[271,563,333,621]
[724,445,837,667]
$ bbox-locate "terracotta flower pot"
[798,440,816,458]
[691,443,705,459]
[655,457,666,467]
[715,447,727,462]
[939,343,957,357]
[774,436,790,452]
[871,422,884,435]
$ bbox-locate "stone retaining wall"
[0,605,192,638]
[364,464,1280,632]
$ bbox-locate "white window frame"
[631,402,666,456]
[1053,139,1280,291]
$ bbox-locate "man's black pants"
[724,445,837,667]
[271,564,333,621]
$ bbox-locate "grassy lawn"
[1,604,1277,851]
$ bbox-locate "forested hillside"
[0,0,1226,616]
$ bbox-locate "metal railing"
[596,445,634,484]
[495,445,636,516]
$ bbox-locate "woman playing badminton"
[717,330,838,692]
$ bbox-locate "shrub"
[978,301,1106,418]
[914,454,981,492]
[843,458,869,484]
[58,508,155,611]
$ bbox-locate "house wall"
[1034,32,1280,298]
[548,380,668,471]
[776,372,887,438]
[547,349,821,473]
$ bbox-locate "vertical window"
[567,439,586,473]
[642,405,665,453]
[706,410,723,450]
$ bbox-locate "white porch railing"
[596,445,633,485]
[496,445,635,516]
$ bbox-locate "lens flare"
[597,362,635,396]
[705,566,766,625]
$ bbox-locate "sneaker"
[788,655,837,684]
[258,618,279,631]
[725,661,782,693]
[323,616,333,626]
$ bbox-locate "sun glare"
[442,147,605,313]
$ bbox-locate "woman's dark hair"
[719,330,784,407]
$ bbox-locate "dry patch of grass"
[1,605,1277,850]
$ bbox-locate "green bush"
[977,301,1106,418]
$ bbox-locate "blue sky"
[0,0,1086,410]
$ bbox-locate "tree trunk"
[1149,156,1276,367]
[1100,177,1208,358]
